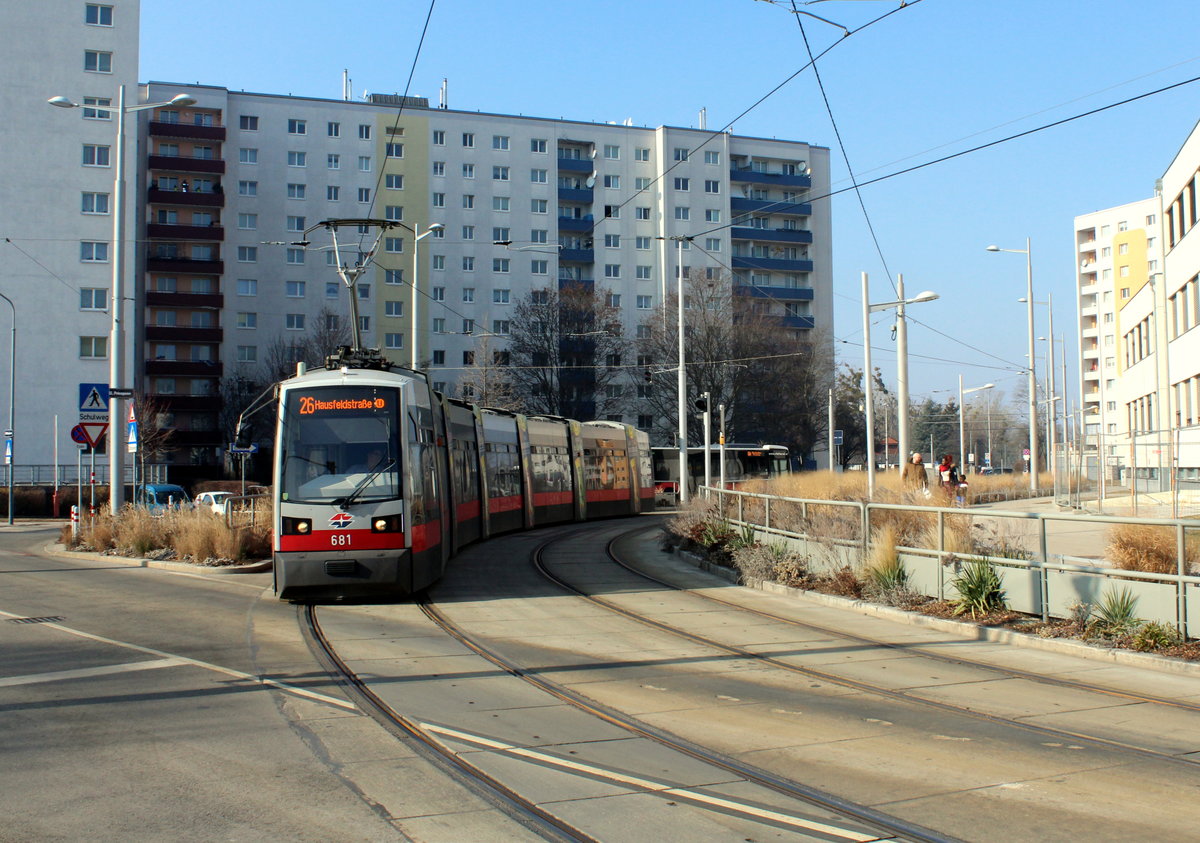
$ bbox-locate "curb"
[667,545,1200,678]
[40,542,272,576]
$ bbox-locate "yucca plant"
[1090,587,1140,638]
[951,557,1007,618]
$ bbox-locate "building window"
[83,50,112,73]
[385,205,403,221]
[384,269,404,285]
[674,177,690,191]
[674,147,689,162]
[636,207,650,220]
[85,4,113,25]
[604,175,620,189]
[463,288,475,302]
[236,312,258,329]
[358,155,372,172]
[462,163,475,179]
[462,256,475,271]
[325,185,339,201]
[433,129,445,145]
[636,236,651,250]
[492,135,509,150]
[635,148,651,162]
[605,234,621,248]
[82,144,110,167]
[286,183,306,199]
[237,345,257,363]
[462,132,474,148]
[604,205,620,219]
[636,265,652,280]
[385,142,403,158]
[493,258,510,273]
[636,295,653,310]
[706,209,721,223]
[493,166,510,181]
[287,151,306,167]
[704,180,720,194]
[239,115,258,131]
[357,124,371,140]
[286,215,305,232]
[675,207,690,220]
[285,280,305,298]
[81,192,109,214]
[80,288,107,310]
[462,320,475,336]
[705,238,721,252]
[237,278,257,296]
[492,320,510,335]
[80,336,108,358]
[531,199,548,214]
[530,168,547,183]
[286,248,305,265]
[358,187,371,202]
[605,264,621,279]
[237,246,257,262]
[462,225,474,240]
[704,151,720,165]
[462,194,475,209]
[80,241,108,262]
[82,96,111,119]
[493,197,510,211]
[384,173,404,190]
[385,237,404,253]
[286,314,306,330]
[383,333,403,349]
[432,255,445,270]
[531,260,548,275]
[531,138,547,153]
[287,118,307,135]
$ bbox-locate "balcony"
[147,154,226,175]
[732,255,814,273]
[730,226,813,244]
[148,394,221,413]
[731,197,811,216]
[558,187,593,203]
[147,187,224,207]
[558,216,593,232]
[148,121,226,142]
[145,326,223,343]
[146,291,224,309]
[559,248,594,263]
[146,359,224,377]
[735,284,814,301]
[146,223,224,241]
[557,157,593,173]
[730,168,811,188]
[146,256,224,275]
[782,315,816,329]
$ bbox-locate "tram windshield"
[279,385,401,504]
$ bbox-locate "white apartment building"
[139,82,832,468]
[0,1,140,473]
[1075,118,1200,488]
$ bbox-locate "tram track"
[527,525,1200,772]
[301,603,596,843]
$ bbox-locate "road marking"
[0,608,356,712]
[0,657,188,688]
[421,722,886,841]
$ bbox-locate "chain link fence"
[1055,429,1200,519]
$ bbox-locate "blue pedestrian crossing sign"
[79,382,109,421]
[127,403,139,453]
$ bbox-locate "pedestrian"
[902,452,929,494]
[937,454,959,490]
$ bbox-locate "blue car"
[139,484,192,514]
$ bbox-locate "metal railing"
[705,485,1198,637]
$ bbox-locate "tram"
[261,348,654,600]
[652,443,791,502]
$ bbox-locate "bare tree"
[456,334,522,410]
[633,270,833,461]
[131,392,176,462]
[506,282,629,420]
[260,307,352,382]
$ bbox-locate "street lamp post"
[862,272,938,498]
[0,293,13,525]
[410,222,445,369]
[50,87,196,513]
[958,377,994,475]
[673,236,690,504]
[987,239,1039,493]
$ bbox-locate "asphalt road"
[0,526,535,842]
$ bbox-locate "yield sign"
[79,422,109,449]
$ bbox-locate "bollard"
[71,505,78,540]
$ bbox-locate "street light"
[50,87,196,513]
[862,272,938,499]
[411,222,445,369]
[1021,292,1057,482]
[987,240,1039,492]
[0,293,13,525]
[958,377,994,475]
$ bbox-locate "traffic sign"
[109,387,134,399]
[79,422,109,449]
[127,403,138,453]
[228,443,258,455]
[833,429,844,446]
[79,382,109,414]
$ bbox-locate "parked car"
[138,484,191,514]
[194,491,234,515]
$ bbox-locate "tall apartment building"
[1,1,140,471]
[1074,118,1200,484]
[139,82,832,468]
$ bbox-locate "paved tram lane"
[315,516,1200,842]
[0,525,539,842]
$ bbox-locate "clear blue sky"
[142,0,1200,416]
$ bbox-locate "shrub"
[1089,587,1140,638]
[113,507,171,557]
[731,541,798,583]
[1131,621,1183,652]
[951,558,1007,618]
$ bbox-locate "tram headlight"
[282,517,312,535]
[370,515,402,533]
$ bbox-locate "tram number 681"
[330,533,353,547]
